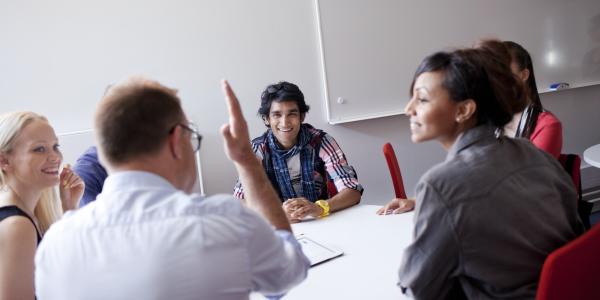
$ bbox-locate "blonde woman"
[0,111,83,299]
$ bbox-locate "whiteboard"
[316,0,600,124]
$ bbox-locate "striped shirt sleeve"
[232,141,266,199]
[318,134,364,194]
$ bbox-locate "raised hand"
[59,164,84,212]
[220,80,256,165]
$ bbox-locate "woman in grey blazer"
[391,48,584,300]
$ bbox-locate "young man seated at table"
[233,81,363,223]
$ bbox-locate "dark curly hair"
[258,81,310,126]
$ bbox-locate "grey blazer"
[398,125,584,300]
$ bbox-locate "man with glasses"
[35,78,309,299]
[234,81,363,222]
[72,120,201,208]
[175,123,203,151]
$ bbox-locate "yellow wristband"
[315,200,330,218]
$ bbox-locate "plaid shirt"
[233,124,363,201]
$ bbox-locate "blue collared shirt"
[72,146,107,207]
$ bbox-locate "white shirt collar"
[102,171,176,193]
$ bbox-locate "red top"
[530,111,563,159]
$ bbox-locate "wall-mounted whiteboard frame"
[316,0,600,124]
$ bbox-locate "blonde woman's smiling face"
[5,119,62,189]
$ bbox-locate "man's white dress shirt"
[35,171,309,300]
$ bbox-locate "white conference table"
[251,204,413,300]
[583,144,600,168]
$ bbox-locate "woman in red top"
[504,41,563,158]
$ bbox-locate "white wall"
[2,1,599,205]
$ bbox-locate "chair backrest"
[558,154,592,229]
[326,178,338,198]
[383,143,407,199]
[558,154,581,195]
[536,223,600,300]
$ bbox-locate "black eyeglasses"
[169,122,202,152]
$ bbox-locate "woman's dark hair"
[410,48,526,128]
[504,41,543,138]
[258,81,310,126]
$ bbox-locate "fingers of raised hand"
[220,81,255,164]
[220,124,233,141]
[222,80,241,119]
[221,80,248,134]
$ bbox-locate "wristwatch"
[315,200,330,218]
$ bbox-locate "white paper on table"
[296,234,343,267]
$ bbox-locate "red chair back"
[383,143,407,199]
[558,154,592,229]
[326,179,338,198]
[536,223,600,300]
[558,154,581,196]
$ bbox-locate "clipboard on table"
[296,234,343,267]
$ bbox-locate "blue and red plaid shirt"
[233,123,363,202]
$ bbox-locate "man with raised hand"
[35,78,309,300]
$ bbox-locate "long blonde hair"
[0,111,63,234]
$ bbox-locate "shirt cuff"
[275,230,303,251]
[274,230,311,268]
